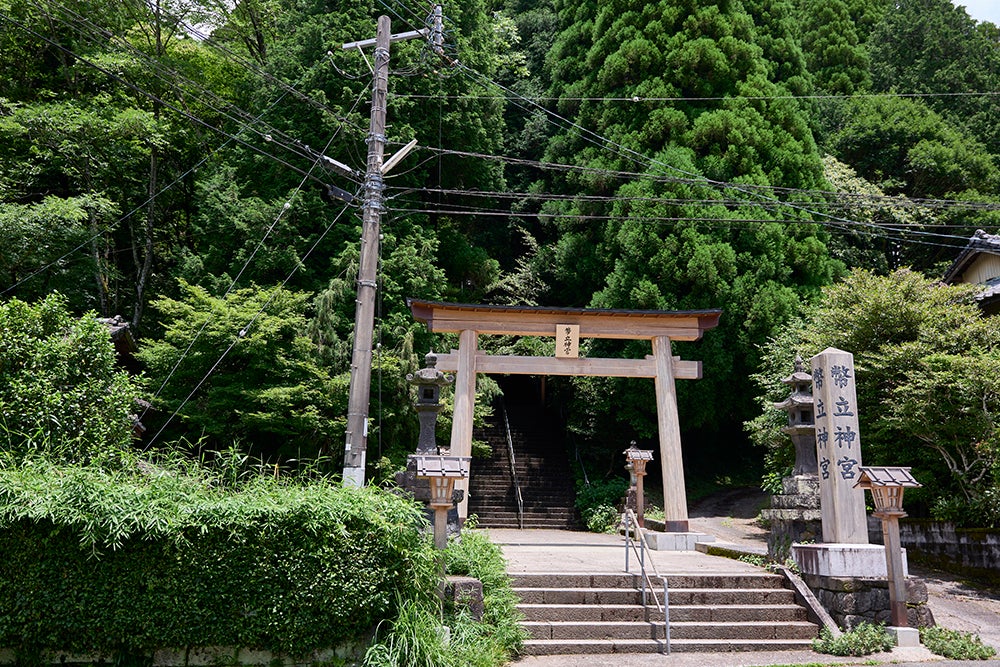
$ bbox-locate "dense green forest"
[2,0,1000,519]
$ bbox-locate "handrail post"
[500,401,524,529]
[663,577,671,655]
[624,509,631,573]
[640,521,647,606]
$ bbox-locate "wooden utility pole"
[342,15,391,487]
[341,15,429,486]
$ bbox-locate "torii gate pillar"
[450,329,477,517]
[653,335,688,531]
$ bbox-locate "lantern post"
[411,454,471,549]
[624,442,654,528]
[854,466,921,636]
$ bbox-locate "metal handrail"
[623,508,671,654]
[500,401,524,529]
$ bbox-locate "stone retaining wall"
[800,574,934,630]
[868,518,1000,576]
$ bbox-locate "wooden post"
[882,515,908,626]
[653,336,688,532]
[433,506,449,550]
[450,329,477,520]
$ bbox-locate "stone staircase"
[467,395,578,529]
[514,572,819,654]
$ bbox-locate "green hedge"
[0,460,437,659]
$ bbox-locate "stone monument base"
[793,543,934,630]
[643,530,716,551]
[763,475,822,559]
[792,543,907,578]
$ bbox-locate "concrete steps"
[513,572,818,655]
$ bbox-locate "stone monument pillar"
[811,347,868,544]
[793,348,903,584]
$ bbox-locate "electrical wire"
[385,184,1000,213]
[144,179,361,450]
[29,0,365,181]
[390,90,1000,103]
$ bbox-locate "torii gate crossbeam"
[409,299,721,532]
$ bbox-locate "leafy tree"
[819,155,924,273]
[820,94,999,270]
[0,293,140,462]
[532,0,844,464]
[747,268,1000,518]
[797,0,870,94]
[867,0,1000,155]
[137,281,339,461]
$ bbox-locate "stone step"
[469,482,576,499]
[512,572,787,589]
[524,620,818,641]
[468,504,576,513]
[517,603,807,623]
[476,519,579,529]
[513,587,796,606]
[519,638,815,655]
[469,506,575,514]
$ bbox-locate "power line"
[386,184,1000,213]
[390,90,1000,103]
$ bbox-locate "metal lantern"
[624,443,654,476]
[624,442,654,528]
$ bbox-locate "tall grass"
[364,524,525,667]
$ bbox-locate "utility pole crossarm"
[342,28,429,51]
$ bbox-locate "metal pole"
[624,509,631,573]
[343,16,391,486]
[663,577,671,655]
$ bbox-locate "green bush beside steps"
[0,458,438,663]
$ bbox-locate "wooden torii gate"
[409,299,721,532]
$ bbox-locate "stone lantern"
[760,355,822,559]
[396,352,464,543]
[624,442,654,528]
[854,466,922,638]
[410,454,471,549]
[406,351,452,454]
[773,355,817,476]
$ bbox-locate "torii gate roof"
[408,299,721,341]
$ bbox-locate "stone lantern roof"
[773,355,814,413]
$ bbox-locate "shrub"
[576,476,627,533]
[0,457,437,659]
[583,504,621,533]
[812,622,895,656]
[0,294,140,464]
[920,626,997,660]
[365,526,526,667]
